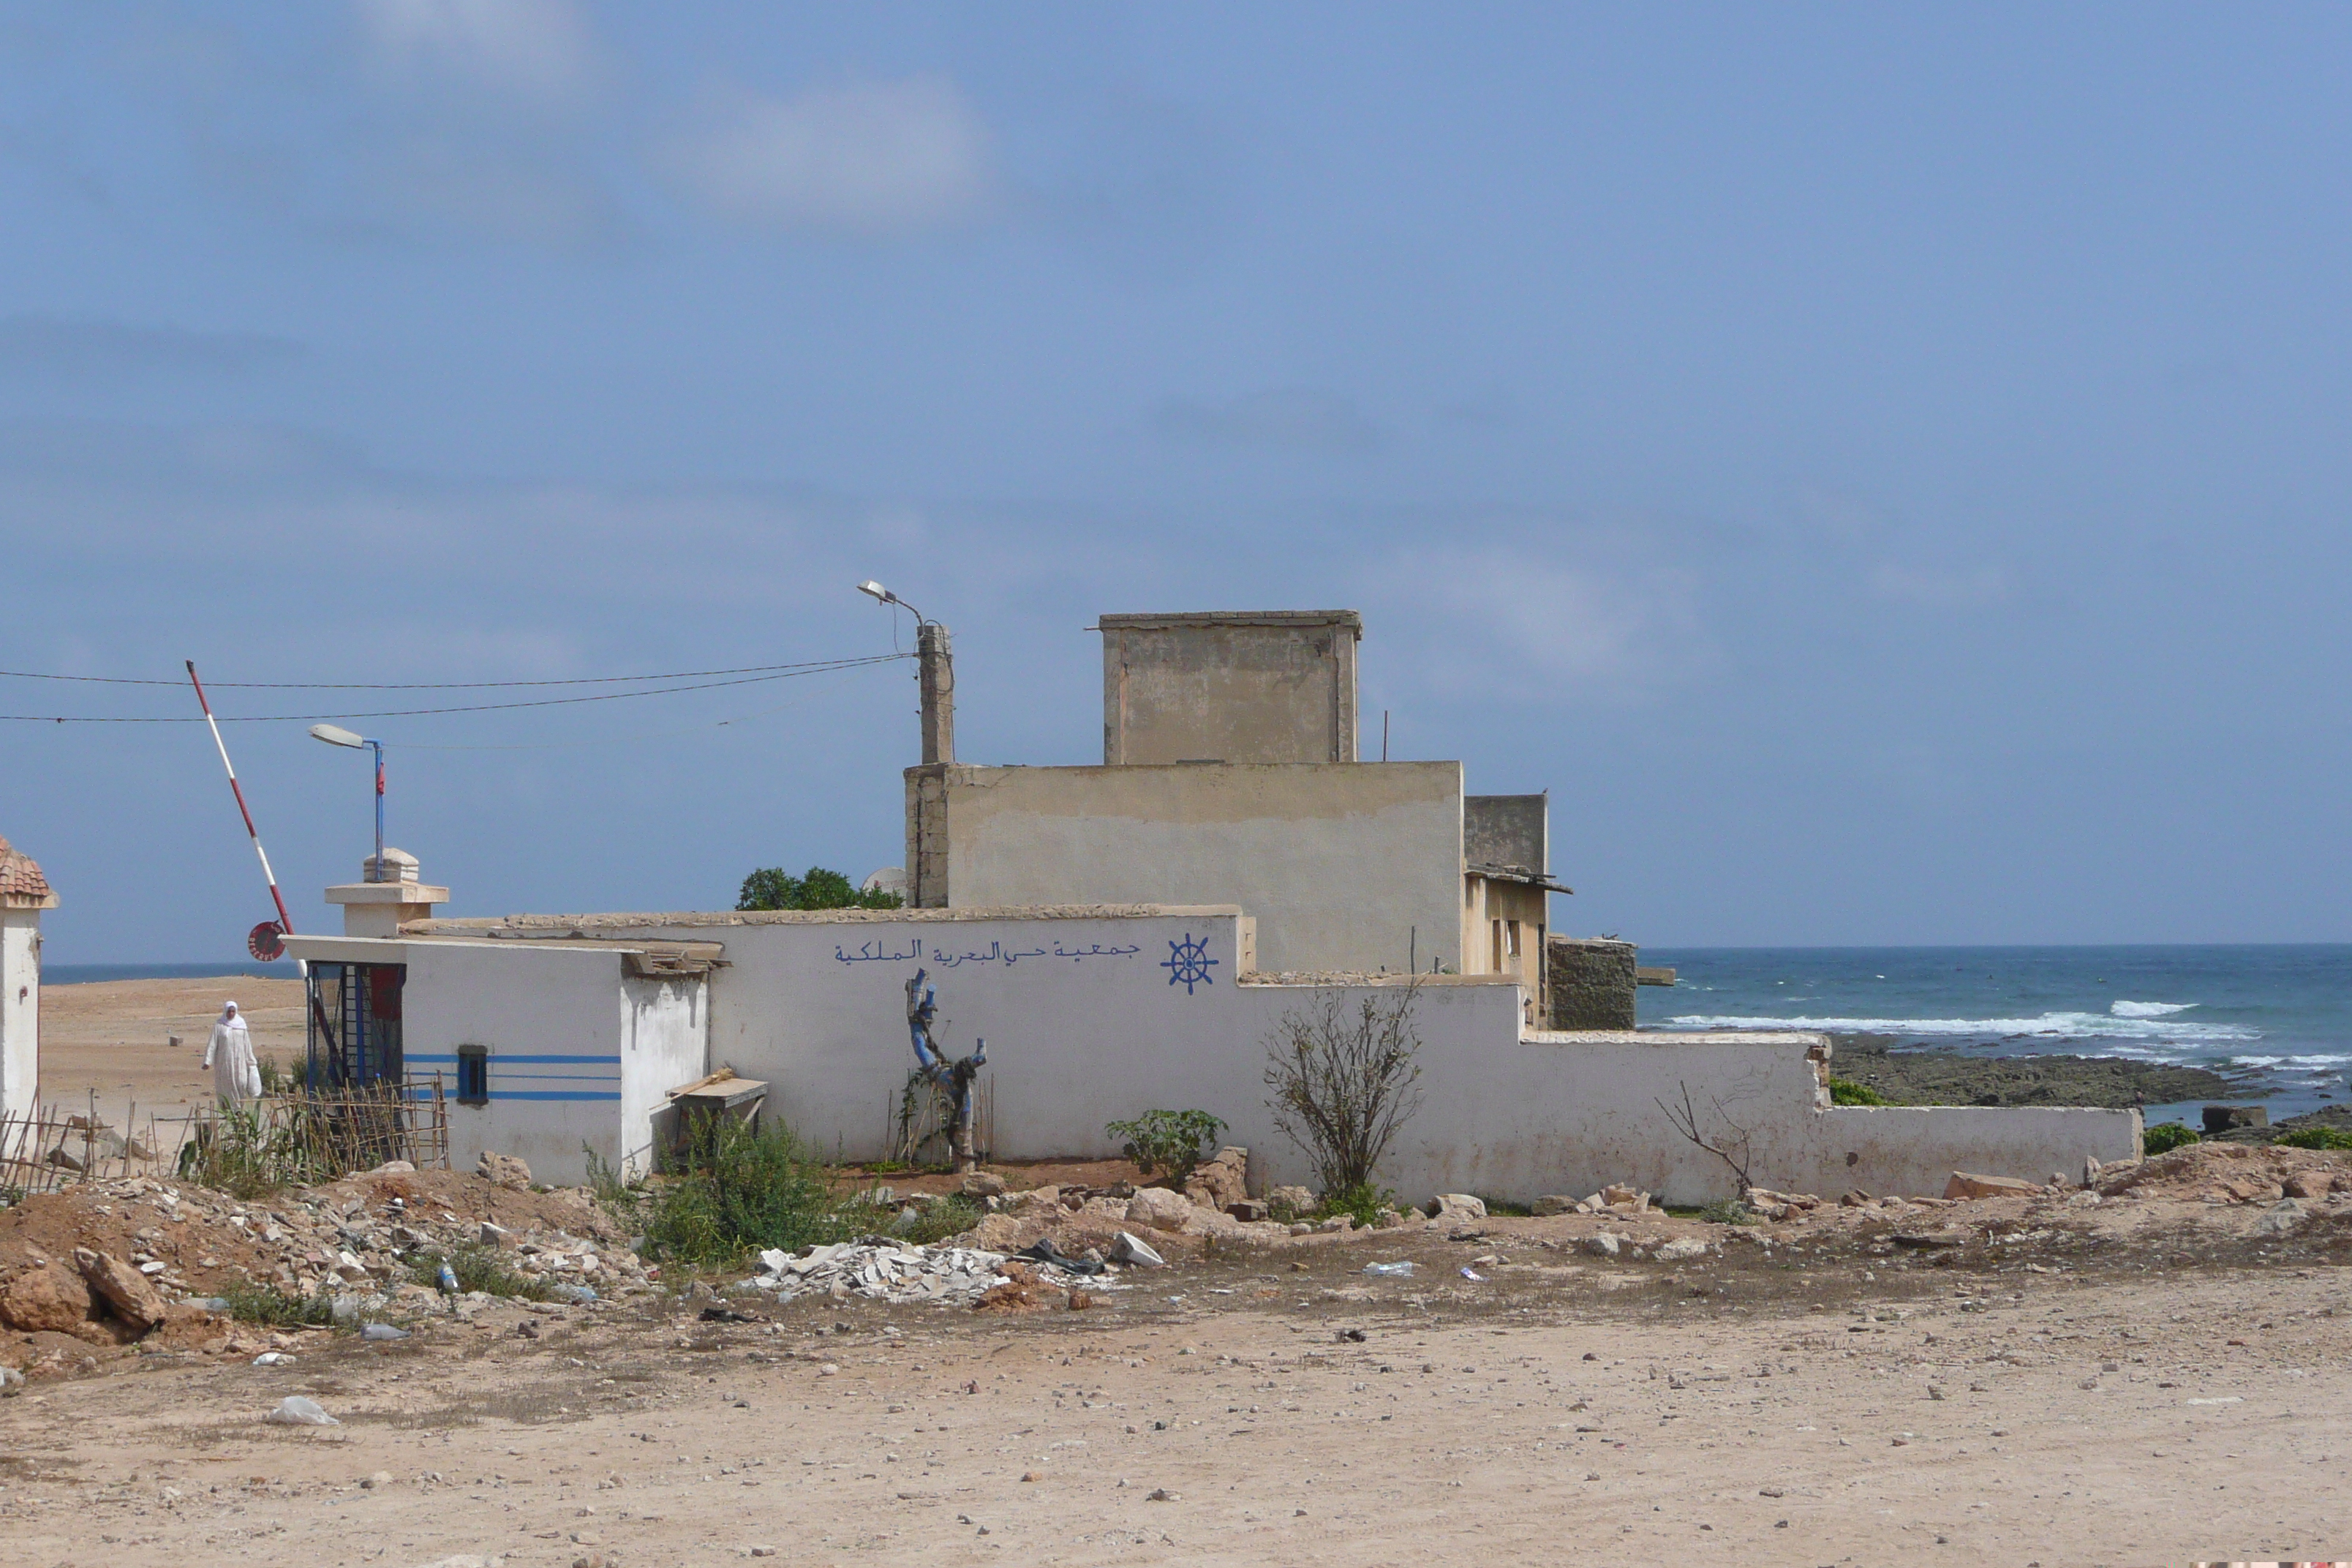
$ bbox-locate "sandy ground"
[0,1189,2347,1568]
[35,976,306,1127]
[10,979,2350,1567]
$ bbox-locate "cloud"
[353,0,601,107]
[1361,543,1705,701]
[1869,562,2008,608]
[1152,389,1382,454]
[0,316,302,380]
[663,77,995,234]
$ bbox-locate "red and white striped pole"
[186,660,296,951]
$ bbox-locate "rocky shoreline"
[1826,1032,2241,1108]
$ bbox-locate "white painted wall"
[933,762,1464,974]
[0,910,39,1120]
[556,911,2143,1204]
[619,973,709,1179]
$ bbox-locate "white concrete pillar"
[324,848,448,938]
[0,835,59,1121]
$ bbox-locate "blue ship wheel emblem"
[1161,932,1218,994]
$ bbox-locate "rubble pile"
[2096,1141,2351,1205]
[0,1151,651,1368]
[740,1239,1095,1306]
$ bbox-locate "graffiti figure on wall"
[905,967,988,1173]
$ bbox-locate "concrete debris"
[959,1170,1009,1199]
[1110,1231,1166,1267]
[1123,1186,1197,1232]
[1181,1147,1250,1211]
[475,1152,532,1191]
[1427,1194,1487,1222]
[1651,1237,1709,1262]
[1944,1172,2046,1200]
[1582,1232,1621,1258]
[744,1241,1072,1305]
[1530,1195,1578,1217]
[1267,1185,1316,1217]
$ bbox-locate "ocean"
[1642,945,2352,1124]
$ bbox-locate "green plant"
[638,1117,854,1267]
[2142,1122,2201,1156]
[255,1055,292,1096]
[582,1143,637,1209]
[889,1194,984,1246]
[2275,1126,2352,1151]
[1828,1077,1891,1106]
[407,1243,562,1302]
[1698,1197,1757,1226]
[736,866,903,912]
[1263,982,1425,1196]
[213,1278,339,1328]
[1104,1109,1227,1184]
[1316,1181,1398,1229]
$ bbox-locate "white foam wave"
[2111,1000,2196,1018]
[1664,1010,2261,1045]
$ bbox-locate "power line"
[1,654,913,723]
[0,653,905,690]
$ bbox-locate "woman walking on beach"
[203,1000,262,1109]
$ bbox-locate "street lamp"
[309,723,388,881]
[856,579,927,627]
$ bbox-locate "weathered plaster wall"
[619,974,710,1179]
[0,910,39,1120]
[1463,794,1546,870]
[1547,937,1637,1030]
[1812,1105,2144,1199]
[1099,611,1360,766]
[927,761,1463,975]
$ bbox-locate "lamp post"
[858,580,953,766]
[309,723,388,881]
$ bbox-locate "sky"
[3,2,2350,961]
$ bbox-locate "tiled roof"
[0,834,55,905]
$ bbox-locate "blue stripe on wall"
[421,1090,625,1102]
[408,1053,622,1065]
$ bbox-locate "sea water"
[1642,945,2352,1123]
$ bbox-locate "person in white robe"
[202,1000,263,1108]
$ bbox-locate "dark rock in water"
[1828,1033,2235,1109]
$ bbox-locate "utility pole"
[918,620,954,765]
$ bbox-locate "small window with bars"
[456,1044,489,1107]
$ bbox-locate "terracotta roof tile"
[0,834,54,903]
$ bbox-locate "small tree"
[1104,1109,1227,1185]
[1262,982,1425,1196]
[737,865,903,912]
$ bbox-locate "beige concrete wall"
[933,760,1463,975]
[1100,612,1360,766]
[1,909,39,1120]
[1462,875,1548,1022]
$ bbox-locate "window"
[1507,919,1522,960]
[456,1044,489,1107]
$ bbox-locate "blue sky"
[4,2,2348,960]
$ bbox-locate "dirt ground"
[36,976,306,1127]
[0,1163,2347,1568]
[10,979,2350,1566]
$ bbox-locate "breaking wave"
[1662,1009,2261,1046]
[2111,1000,2196,1018]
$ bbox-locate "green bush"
[1828,1078,1891,1106]
[736,866,902,912]
[213,1279,339,1328]
[2275,1126,2352,1151]
[1104,1109,1227,1184]
[1698,1197,1757,1226]
[2142,1122,2201,1156]
[1316,1181,1399,1229]
[639,1118,855,1267]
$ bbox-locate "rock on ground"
[0,1263,92,1333]
[74,1248,165,1330]
[475,1152,532,1191]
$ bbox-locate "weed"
[407,1243,562,1302]
[638,1118,855,1267]
[582,1144,636,1210]
[1316,1181,1401,1229]
[1473,1195,1532,1218]
[1828,1078,1891,1106]
[255,1055,292,1096]
[1697,1197,1758,1226]
[2143,1122,2201,1156]
[214,1278,339,1329]
[1104,1109,1227,1184]
[2275,1126,2352,1151]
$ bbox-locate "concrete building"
[0,834,56,1120]
[908,611,1568,1011]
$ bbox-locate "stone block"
[1546,937,1637,1030]
[1942,1172,2044,1201]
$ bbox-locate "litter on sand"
[264,1395,339,1427]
